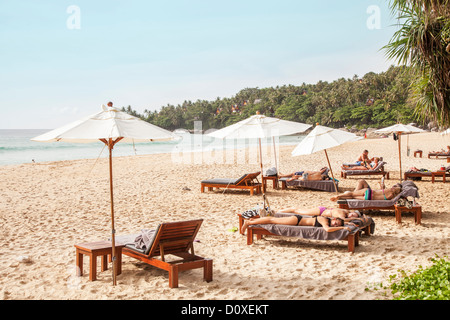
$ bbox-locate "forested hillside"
[123,65,418,131]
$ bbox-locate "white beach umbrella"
[291,125,362,192]
[207,113,311,174]
[375,123,425,181]
[32,104,176,285]
[206,113,311,206]
[441,128,450,136]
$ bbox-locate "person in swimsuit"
[240,215,354,235]
[330,178,402,202]
[277,206,359,219]
[277,206,371,224]
[278,167,329,181]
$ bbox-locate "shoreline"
[0,131,449,300]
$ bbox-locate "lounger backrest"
[235,172,261,186]
[147,219,203,257]
[372,161,386,171]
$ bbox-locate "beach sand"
[0,131,449,300]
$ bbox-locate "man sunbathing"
[278,167,329,181]
[330,178,402,201]
[240,215,354,235]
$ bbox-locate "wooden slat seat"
[122,219,213,288]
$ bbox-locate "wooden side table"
[262,176,278,192]
[414,150,423,158]
[75,240,125,281]
[394,204,422,224]
[431,171,446,183]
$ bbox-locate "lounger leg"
[347,234,355,253]
[169,265,179,288]
[247,229,254,245]
[204,259,213,283]
[76,250,83,276]
[90,255,97,281]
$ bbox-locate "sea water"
[0,129,305,166]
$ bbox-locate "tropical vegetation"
[384,0,450,127]
[122,65,417,131]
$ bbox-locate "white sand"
[0,132,449,300]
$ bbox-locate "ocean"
[0,129,305,167]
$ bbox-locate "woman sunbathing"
[277,206,369,223]
[330,178,402,201]
[240,215,354,235]
[278,167,329,181]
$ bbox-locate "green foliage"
[122,66,419,131]
[388,256,450,300]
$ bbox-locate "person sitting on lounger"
[356,150,370,164]
[278,167,329,181]
[330,178,402,201]
[341,157,382,170]
[240,215,354,235]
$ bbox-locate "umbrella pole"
[108,139,117,286]
[398,133,403,182]
[258,138,270,209]
[101,138,123,286]
[324,149,339,193]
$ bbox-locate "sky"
[0,0,399,129]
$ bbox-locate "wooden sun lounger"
[200,172,262,195]
[340,161,389,179]
[404,171,449,183]
[237,214,370,253]
[427,152,450,159]
[122,219,213,288]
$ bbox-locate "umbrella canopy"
[375,123,425,181]
[32,104,176,285]
[291,125,362,192]
[32,104,175,143]
[206,114,311,207]
[207,114,312,140]
[440,128,450,136]
[291,125,361,156]
[374,123,425,135]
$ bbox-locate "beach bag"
[265,167,277,176]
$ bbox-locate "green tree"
[384,0,450,126]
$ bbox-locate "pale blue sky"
[0,0,398,129]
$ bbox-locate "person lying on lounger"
[430,145,450,154]
[277,206,370,223]
[330,178,402,201]
[240,215,354,235]
[278,167,329,181]
[341,157,382,170]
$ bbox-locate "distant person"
[431,146,450,154]
[356,150,370,165]
[278,167,329,181]
[342,157,382,170]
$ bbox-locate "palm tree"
[383,0,450,126]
